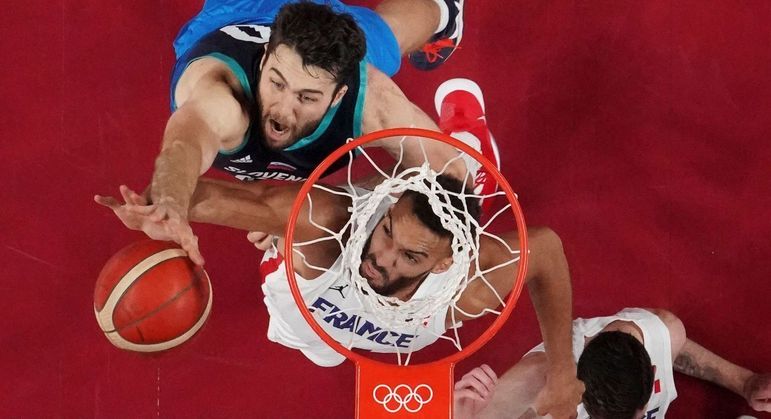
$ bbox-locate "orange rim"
[284,127,528,367]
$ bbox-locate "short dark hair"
[400,175,481,240]
[267,2,366,84]
[578,331,654,419]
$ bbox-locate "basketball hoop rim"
[284,127,528,367]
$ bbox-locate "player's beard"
[256,100,327,151]
[359,233,430,298]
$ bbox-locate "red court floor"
[1,1,769,417]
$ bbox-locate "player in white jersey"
[453,308,771,419]
[260,191,470,367]
[98,173,585,418]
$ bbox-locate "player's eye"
[299,95,318,103]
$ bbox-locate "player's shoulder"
[362,64,408,120]
[175,57,246,106]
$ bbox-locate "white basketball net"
[292,136,522,364]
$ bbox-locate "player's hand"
[453,364,497,419]
[247,231,275,251]
[533,369,584,419]
[127,196,204,266]
[744,373,771,412]
[95,185,173,240]
[95,187,205,266]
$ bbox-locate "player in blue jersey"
[135,1,495,268]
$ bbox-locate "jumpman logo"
[329,284,349,298]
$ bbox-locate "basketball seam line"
[105,265,208,341]
[100,253,187,332]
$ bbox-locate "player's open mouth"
[267,118,289,139]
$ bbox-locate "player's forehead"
[265,44,337,92]
[383,201,450,253]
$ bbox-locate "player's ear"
[331,84,348,106]
[431,256,453,274]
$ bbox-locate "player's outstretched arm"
[187,177,298,234]
[360,66,466,181]
[188,177,349,239]
[517,228,583,419]
[455,227,583,419]
[189,177,351,275]
[147,61,251,265]
[657,309,771,413]
[97,178,350,272]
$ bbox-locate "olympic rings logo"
[372,384,434,413]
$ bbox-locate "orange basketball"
[93,240,212,352]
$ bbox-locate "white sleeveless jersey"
[528,308,677,418]
[259,199,455,367]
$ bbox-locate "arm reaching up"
[454,227,583,419]
[146,59,251,265]
[96,176,351,279]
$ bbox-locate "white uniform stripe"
[94,248,188,332]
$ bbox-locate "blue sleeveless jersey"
[170,24,367,181]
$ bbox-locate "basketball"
[93,240,212,352]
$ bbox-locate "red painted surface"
[1,1,769,417]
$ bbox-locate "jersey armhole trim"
[171,53,254,156]
[353,60,367,139]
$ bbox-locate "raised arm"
[189,177,349,241]
[97,177,350,278]
[191,178,352,277]
[455,227,583,419]
[360,65,466,180]
[148,59,251,264]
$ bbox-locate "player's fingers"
[119,185,134,204]
[94,195,120,210]
[150,205,169,222]
[479,364,498,384]
[174,221,204,266]
[454,377,466,391]
[123,186,147,206]
[750,397,771,412]
[181,234,205,266]
[467,367,496,394]
[454,388,484,402]
[247,231,275,250]
[247,231,268,243]
[127,203,159,216]
[187,245,205,266]
[455,369,483,389]
[456,374,492,399]
[454,376,472,391]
